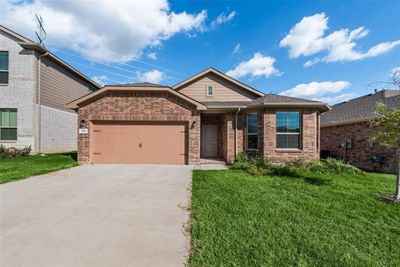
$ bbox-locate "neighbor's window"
[276,111,301,149]
[247,112,258,149]
[0,108,17,140]
[0,51,9,84]
[207,85,213,96]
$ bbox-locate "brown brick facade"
[76,91,321,165]
[77,91,200,164]
[321,122,398,173]
[199,108,319,163]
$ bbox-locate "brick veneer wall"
[77,91,200,164]
[225,113,235,162]
[321,122,398,173]
[261,108,320,161]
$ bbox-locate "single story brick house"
[67,68,329,164]
[321,90,400,173]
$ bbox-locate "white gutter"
[37,52,49,154]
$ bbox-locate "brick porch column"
[189,112,201,164]
[223,113,235,163]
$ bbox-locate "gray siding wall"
[0,31,38,151]
[40,57,92,111]
[39,57,94,152]
[177,72,259,101]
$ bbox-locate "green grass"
[190,170,400,266]
[0,152,78,184]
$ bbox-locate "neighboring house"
[320,90,400,173]
[0,26,100,153]
[67,68,329,164]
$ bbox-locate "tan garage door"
[91,122,187,164]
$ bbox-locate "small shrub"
[322,158,365,175]
[231,153,365,177]
[0,146,32,159]
[251,155,271,169]
[306,159,328,173]
[233,153,271,170]
[231,161,251,171]
[0,145,6,159]
[6,147,20,157]
[19,146,31,156]
[247,165,264,176]
[285,158,307,168]
[234,152,249,164]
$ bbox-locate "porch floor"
[200,158,226,165]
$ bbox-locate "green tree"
[370,102,400,200]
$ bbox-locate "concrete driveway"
[0,164,192,267]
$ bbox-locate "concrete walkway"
[0,164,192,267]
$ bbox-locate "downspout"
[234,108,241,159]
[37,52,49,154]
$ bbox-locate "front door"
[201,125,218,158]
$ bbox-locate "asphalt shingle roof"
[201,94,327,109]
[320,90,400,126]
[201,101,251,108]
[248,94,324,106]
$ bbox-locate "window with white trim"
[276,111,301,149]
[0,51,9,84]
[0,108,17,140]
[247,112,258,149]
[206,85,213,96]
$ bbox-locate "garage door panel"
[91,122,187,164]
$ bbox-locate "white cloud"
[226,52,281,79]
[280,81,351,102]
[280,13,400,66]
[232,43,241,54]
[280,13,329,58]
[147,52,157,60]
[91,75,108,86]
[137,70,164,84]
[211,11,236,28]
[0,0,207,63]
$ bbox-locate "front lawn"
[0,152,78,184]
[190,170,400,266]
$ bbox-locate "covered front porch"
[200,112,245,163]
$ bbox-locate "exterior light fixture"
[191,121,196,129]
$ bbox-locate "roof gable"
[173,67,264,98]
[66,85,207,110]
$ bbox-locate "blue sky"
[1,0,399,104]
